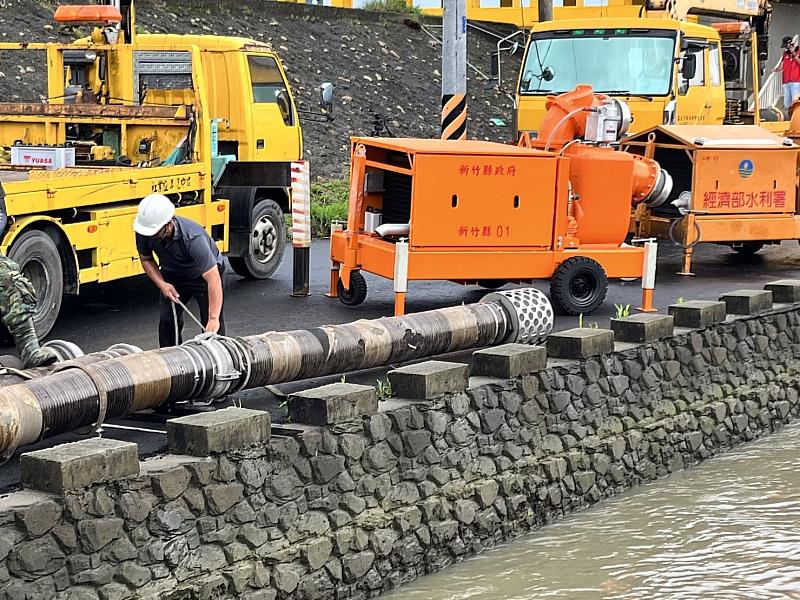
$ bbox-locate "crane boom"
[647,0,770,21]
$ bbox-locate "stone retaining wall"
[1,284,800,600]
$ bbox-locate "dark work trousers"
[158,266,226,347]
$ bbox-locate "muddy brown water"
[384,424,800,600]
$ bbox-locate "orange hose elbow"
[789,101,800,138]
[631,155,672,207]
[538,85,601,147]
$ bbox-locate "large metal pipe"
[0,343,143,387]
[0,289,553,460]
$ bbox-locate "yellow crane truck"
[513,0,771,137]
[0,0,317,336]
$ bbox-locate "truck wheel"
[731,242,763,255]
[337,271,368,306]
[478,280,507,290]
[229,199,287,279]
[8,230,64,338]
[550,256,608,316]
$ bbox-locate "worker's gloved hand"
[23,347,57,369]
[159,282,180,303]
[9,317,58,369]
[205,316,220,334]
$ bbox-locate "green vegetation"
[311,179,349,238]
[375,378,393,400]
[364,0,423,15]
[614,303,631,319]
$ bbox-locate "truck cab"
[0,2,315,336]
[134,35,303,164]
[516,19,728,137]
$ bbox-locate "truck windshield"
[520,33,676,97]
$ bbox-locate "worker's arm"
[202,265,223,334]
[140,254,179,302]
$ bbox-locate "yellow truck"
[513,0,771,137]
[0,1,321,336]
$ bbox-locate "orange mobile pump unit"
[625,125,800,275]
[329,86,673,315]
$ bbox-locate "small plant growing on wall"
[376,378,393,400]
[614,304,631,319]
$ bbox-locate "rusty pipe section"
[0,289,553,460]
[0,342,143,387]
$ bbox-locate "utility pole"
[441,0,467,140]
[538,0,553,23]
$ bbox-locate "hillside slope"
[0,0,521,179]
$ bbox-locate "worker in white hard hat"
[134,194,225,347]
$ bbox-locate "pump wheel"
[550,256,608,316]
[337,271,368,306]
[229,199,287,279]
[8,229,64,338]
[731,242,763,255]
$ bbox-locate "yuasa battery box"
[11,145,76,170]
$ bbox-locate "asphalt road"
[0,238,798,491]
[37,238,800,350]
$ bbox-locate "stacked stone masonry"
[1,286,799,600]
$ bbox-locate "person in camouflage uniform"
[0,254,56,368]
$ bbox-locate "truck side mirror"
[681,54,697,80]
[320,83,334,105]
[320,82,334,121]
[542,66,554,82]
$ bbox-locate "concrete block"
[167,407,270,457]
[388,360,469,400]
[288,383,378,426]
[667,300,726,329]
[473,344,546,378]
[546,328,614,359]
[21,438,138,494]
[764,279,800,303]
[719,290,772,315]
[610,314,674,343]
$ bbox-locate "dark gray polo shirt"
[136,216,224,282]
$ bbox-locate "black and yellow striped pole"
[441,0,467,140]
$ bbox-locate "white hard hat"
[134,194,175,236]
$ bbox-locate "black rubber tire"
[229,199,287,279]
[337,271,368,306]
[550,256,608,316]
[7,229,64,338]
[731,242,763,255]
[478,279,507,290]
